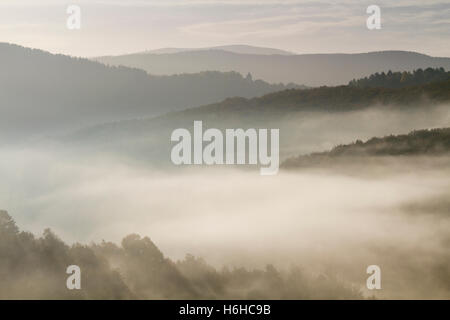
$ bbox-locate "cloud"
[0,0,448,56]
[179,10,362,39]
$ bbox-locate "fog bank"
[0,145,449,298]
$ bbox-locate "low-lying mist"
[0,104,449,299]
[277,104,450,159]
[0,142,449,299]
[54,104,450,166]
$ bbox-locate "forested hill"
[177,77,450,117]
[0,43,299,138]
[349,68,450,88]
[282,128,450,168]
[66,75,450,165]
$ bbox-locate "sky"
[0,0,449,57]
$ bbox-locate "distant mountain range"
[143,44,295,56]
[0,43,299,139]
[95,50,450,86]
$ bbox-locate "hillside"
[169,77,450,116]
[95,50,450,86]
[65,77,450,165]
[349,68,450,88]
[71,77,450,139]
[282,128,450,169]
[0,43,298,139]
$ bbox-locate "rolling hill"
[95,50,450,86]
[282,128,450,169]
[348,68,450,88]
[65,76,450,165]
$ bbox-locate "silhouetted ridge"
[95,49,450,86]
[0,43,298,139]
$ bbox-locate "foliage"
[0,211,361,299]
[282,128,450,168]
[349,68,450,88]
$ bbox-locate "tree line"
[0,210,361,299]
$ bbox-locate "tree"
[0,210,19,235]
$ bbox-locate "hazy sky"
[0,0,449,57]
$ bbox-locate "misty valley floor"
[0,148,449,299]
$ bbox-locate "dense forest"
[348,68,449,88]
[282,128,450,168]
[0,210,361,299]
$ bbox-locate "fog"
[276,104,450,159]
[56,104,450,168]
[0,104,449,299]
[0,142,449,298]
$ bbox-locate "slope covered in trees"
[66,76,450,165]
[0,210,361,299]
[349,68,450,88]
[160,76,450,118]
[282,128,450,169]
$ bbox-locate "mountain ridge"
[95,49,450,86]
[0,42,299,139]
[141,44,295,56]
